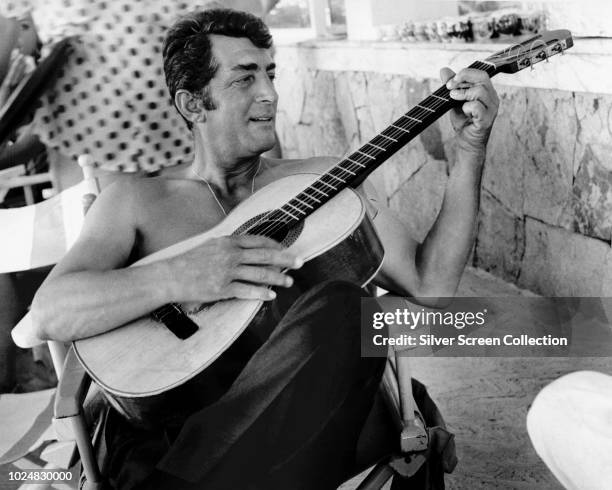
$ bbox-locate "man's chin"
[251,133,277,154]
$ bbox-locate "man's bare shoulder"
[100,174,194,207]
[91,175,201,233]
[93,174,217,257]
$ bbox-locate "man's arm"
[32,179,164,341]
[32,179,300,342]
[371,67,499,304]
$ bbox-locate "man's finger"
[233,265,293,287]
[239,248,302,269]
[440,67,455,84]
[446,68,491,89]
[449,85,492,109]
[227,282,276,301]
[461,100,489,127]
[449,111,469,132]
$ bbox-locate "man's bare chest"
[133,191,225,259]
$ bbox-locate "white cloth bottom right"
[527,370,612,490]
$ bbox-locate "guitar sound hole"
[233,214,303,247]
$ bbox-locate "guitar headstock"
[484,30,573,74]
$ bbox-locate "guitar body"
[73,173,384,427]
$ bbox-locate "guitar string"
[238,61,495,239]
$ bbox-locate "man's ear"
[175,89,206,124]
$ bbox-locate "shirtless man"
[31,8,498,489]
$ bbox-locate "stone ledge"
[275,38,612,95]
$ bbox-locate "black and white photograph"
[0,0,611,489]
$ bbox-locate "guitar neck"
[271,60,497,226]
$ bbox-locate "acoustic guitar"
[72,30,573,426]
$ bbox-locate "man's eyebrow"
[231,62,276,72]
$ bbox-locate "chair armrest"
[52,346,103,483]
[54,345,91,419]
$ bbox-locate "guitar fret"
[431,94,449,102]
[337,166,356,176]
[318,180,337,190]
[301,190,321,202]
[390,124,410,134]
[356,150,376,160]
[286,202,306,215]
[366,142,387,152]
[403,115,422,123]
[293,196,314,208]
[279,207,299,220]
[417,104,436,113]
[327,173,345,183]
[346,157,366,168]
[308,186,328,197]
[379,134,398,143]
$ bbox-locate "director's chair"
[0,156,102,485]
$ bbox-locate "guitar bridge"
[151,303,199,339]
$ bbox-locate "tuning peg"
[551,43,563,56]
[535,50,548,62]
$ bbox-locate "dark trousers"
[102,281,388,490]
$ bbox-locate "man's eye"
[268,72,276,82]
[235,75,254,86]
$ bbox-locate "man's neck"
[190,137,262,198]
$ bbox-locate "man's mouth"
[249,116,273,122]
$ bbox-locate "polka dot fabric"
[0,0,205,172]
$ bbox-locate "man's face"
[202,34,277,160]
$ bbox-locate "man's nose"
[255,74,277,104]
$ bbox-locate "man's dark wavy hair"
[162,8,273,130]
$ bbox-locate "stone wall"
[275,46,612,297]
